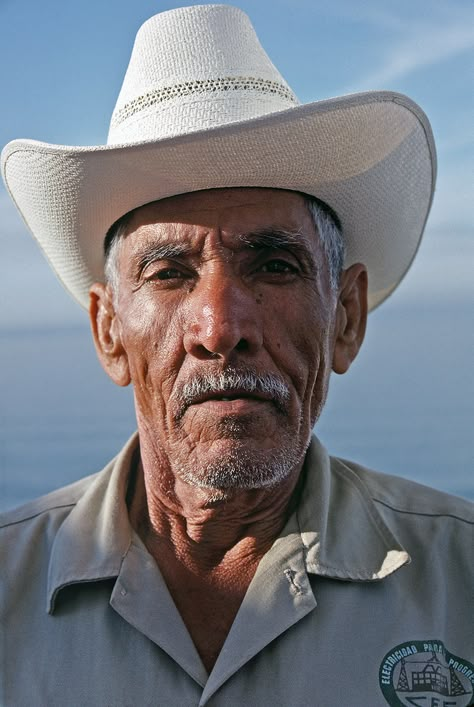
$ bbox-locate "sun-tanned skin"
[89,188,367,672]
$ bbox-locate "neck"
[128,445,303,572]
[127,435,305,673]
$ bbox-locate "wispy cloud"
[345,18,474,91]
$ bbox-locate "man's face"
[96,188,343,490]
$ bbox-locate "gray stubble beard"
[170,367,311,490]
[176,435,310,491]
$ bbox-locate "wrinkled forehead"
[103,186,337,293]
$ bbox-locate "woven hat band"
[108,4,298,144]
[108,78,298,143]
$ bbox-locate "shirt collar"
[47,432,409,612]
[46,434,139,613]
[296,435,410,581]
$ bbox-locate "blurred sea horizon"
[1,292,473,512]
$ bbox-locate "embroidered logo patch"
[379,640,474,706]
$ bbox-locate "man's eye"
[145,266,188,281]
[259,260,297,274]
[156,268,185,280]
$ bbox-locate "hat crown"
[108,4,299,144]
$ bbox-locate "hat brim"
[1,90,436,311]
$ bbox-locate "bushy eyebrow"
[134,227,316,275]
[238,228,314,255]
[135,242,192,273]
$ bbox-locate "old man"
[1,5,473,706]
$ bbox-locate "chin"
[175,437,308,491]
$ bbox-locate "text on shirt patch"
[379,640,474,707]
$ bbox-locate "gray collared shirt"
[1,434,473,706]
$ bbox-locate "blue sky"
[0,0,472,326]
[0,0,473,501]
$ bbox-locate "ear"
[332,263,368,375]
[89,283,131,386]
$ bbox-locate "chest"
[161,561,258,673]
[7,571,472,707]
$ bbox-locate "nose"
[183,267,263,361]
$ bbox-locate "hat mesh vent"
[111,76,298,128]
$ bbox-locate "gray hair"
[304,196,345,290]
[104,219,127,296]
[103,192,345,296]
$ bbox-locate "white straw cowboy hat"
[1,4,436,311]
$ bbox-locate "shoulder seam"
[0,502,77,529]
[373,497,474,525]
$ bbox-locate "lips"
[189,388,274,406]
[185,391,274,422]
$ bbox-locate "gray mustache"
[174,367,290,415]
